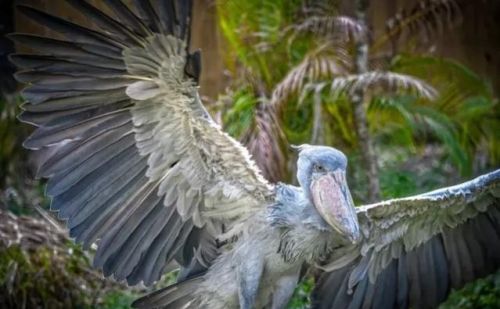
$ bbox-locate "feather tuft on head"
[290,144,312,153]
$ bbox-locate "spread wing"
[313,169,500,309]
[10,0,273,286]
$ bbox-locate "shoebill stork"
[10,1,500,308]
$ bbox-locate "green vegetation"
[440,271,500,309]
[215,0,499,199]
[0,243,138,309]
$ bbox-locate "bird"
[9,1,500,308]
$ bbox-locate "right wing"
[11,0,273,286]
[313,170,500,308]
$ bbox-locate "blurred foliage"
[391,55,500,175]
[289,276,313,309]
[218,0,305,90]
[99,292,138,309]
[0,208,181,309]
[0,245,105,309]
[0,209,138,309]
[0,97,43,216]
[216,0,499,195]
[222,88,258,138]
[440,270,500,309]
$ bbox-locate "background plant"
[215,0,499,307]
[216,0,498,202]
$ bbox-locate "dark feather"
[372,260,397,309]
[58,149,143,223]
[440,226,464,288]
[20,86,90,105]
[132,277,203,309]
[101,190,164,277]
[8,35,124,67]
[462,220,485,277]
[395,253,409,308]
[16,73,131,91]
[452,225,475,283]
[38,122,132,177]
[23,88,127,111]
[418,238,438,307]
[17,5,123,50]
[71,172,149,247]
[24,109,131,150]
[158,0,176,35]
[133,0,161,33]
[313,265,352,309]
[146,215,187,285]
[95,181,163,266]
[20,99,130,128]
[65,0,143,45]
[360,275,377,309]
[474,212,500,270]
[67,166,147,234]
[176,0,192,40]
[165,219,195,264]
[47,133,136,197]
[113,201,178,280]
[12,58,125,78]
[347,271,368,309]
[127,211,183,285]
[431,236,449,304]
[103,0,151,37]
[50,145,143,214]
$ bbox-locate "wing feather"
[314,170,500,308]
[13,0,273,286]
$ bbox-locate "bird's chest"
[277,226,332,265]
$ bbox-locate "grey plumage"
[313,170,500,309]
[11,1,500,309]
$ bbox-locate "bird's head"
[295,144,360,243]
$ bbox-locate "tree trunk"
[353,0,381,202]
[311,90,324,145]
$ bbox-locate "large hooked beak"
[310,170,361,243]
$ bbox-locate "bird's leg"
[236,256,264,309]
[271,272,300,309]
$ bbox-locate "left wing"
[10,0,273,287]
[313,169,500,309]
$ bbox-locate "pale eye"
[314,164,325,173]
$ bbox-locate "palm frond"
[217,0,301,89]
[300,0,339,17]
[374,0,462,51]
[392,55,493,105]
[392,55,500,169]
[288,15,365,41]
[330,71,437,100]
[272,52,348,106]
[368,95,470,174]
[242,103,288,182]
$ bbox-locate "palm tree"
[216,0,498,203]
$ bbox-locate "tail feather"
[132,277,203,309]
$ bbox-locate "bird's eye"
[314,164,325,173]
